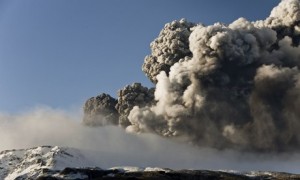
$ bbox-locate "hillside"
[0,146,299,180]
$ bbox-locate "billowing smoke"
[142,19,196,83]
[84,0,300,152]
[84,83,154,127]
[116,83,155,127]
[83,93,118,126]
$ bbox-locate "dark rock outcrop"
[37,168,300,180]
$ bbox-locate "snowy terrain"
[0,146,299,180]
[0,146,92,179]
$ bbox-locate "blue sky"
[0,0,280,113]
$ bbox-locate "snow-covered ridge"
[0,146,92,180]
[0,146,299,180]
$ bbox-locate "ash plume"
[115,83,155,127]
[83,93,118,126]
[83,83,154,127]
[142,19,196,83]
[84,0,300,152]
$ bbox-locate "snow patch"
[0,146,93,180]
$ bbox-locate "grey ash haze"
[84,0,300,152]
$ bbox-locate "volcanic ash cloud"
[84,0,300,152]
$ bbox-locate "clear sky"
[0,0,280,113]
